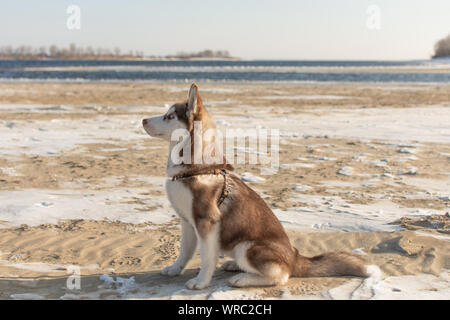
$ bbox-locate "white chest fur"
[165,179,195,226]
[165,174,224,228]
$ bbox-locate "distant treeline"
[432,34,450,59]
[0,44,144,59]
[0,44,236,60]
[168,49,233,59]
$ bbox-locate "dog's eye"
[167,113,175,120]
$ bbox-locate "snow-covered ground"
[4,259,447,300]
[0,101,449,300]
[1,103,449,230]
[0,105,450,231]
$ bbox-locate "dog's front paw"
[161,264,183,276]
[185,277,210,290]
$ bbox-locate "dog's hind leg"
[228,243,290,288]
[228,264,289,287]
[161,219,197,276]
[220,260,241,272]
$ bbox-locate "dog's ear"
[187,83,200,118]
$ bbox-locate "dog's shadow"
[0,267,247,300]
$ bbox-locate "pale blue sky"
[1,0,449,60]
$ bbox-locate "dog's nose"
[142,119,148,125]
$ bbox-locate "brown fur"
[182,175,223,237]
[292,250,368,277]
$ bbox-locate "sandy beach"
[0,81,449,299]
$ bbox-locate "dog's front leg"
[161,218,197,276]
[185,223,219,290]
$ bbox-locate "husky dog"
[142,83,373,290]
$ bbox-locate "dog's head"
[143,83,233,171]
[142,83,214,141]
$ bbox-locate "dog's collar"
[171,168,231,206]
[171,168,227,181]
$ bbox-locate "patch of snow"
[337,167,354,176]
[241,172,265,183]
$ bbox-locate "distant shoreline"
[0,57,448,63]
[0,56,241,61]
[431,55,450,60]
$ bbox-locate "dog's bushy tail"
[292,249,371,278]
